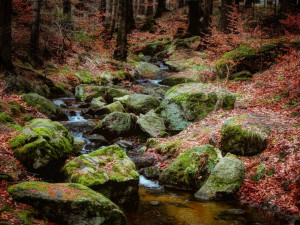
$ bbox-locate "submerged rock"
[8,181,127,225]
[91,112,135,139]
[61,145,139,209]
[137,110,166,137]
[221,115,268,156]
[159,145,222,190]
[9,119,74,176]
[194,154,245,201]
[116,94,161,115]
[156,83,236,132]
[75,84,129,102]
[22,93,68,121]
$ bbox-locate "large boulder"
[194,154,245,201]
[75,85,130,103]
[156,83,236,132]
[91,112,135,139]
[216,39,290,78]
[140,39,170,56]
[137,110,166,137]
[161,75,200,86]
[8,181,127,225]
[159,145,222,191]
[115,94,161,115]
[221,115,268,156]
[100,70,130,84]
[22,93,68,121]
[9,119,74,176]
[135,62,163,78]
[61,145,139,208]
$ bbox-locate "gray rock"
[137,110,166,137]
[8,181,127,225]
[135,62,163,78]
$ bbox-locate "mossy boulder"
[164,61,182,72]
[135,62,163,78]
[159,145,222,190]
[61,145,139,208]
[8,181,127,225]
[194,154,245,201]
[92,112,135,139]
[216,39,290,78]
[90,96,106,109]
[73,139,85,155]
[105,101,125,113]
[221,115,268,156]
[140,39,171,56]
[22,93,68,121]
[75,84,130,103]
[161,75,200,86]
[137,110,166,138]
[74,71,94,84]
[115,94,161,115]
[9,119,74,176]
[100,71,130,84]
[156,83,236,132]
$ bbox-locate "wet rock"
[215,208,246,221]
[8,181,127,225]
[69,111,77,117]
[156,83,236,132]
[73,139,85,155]
[22,93,68,121]
[159,145,222,191]
[75,84,130,103]
[78,102,91,108]
[150,201,162,206]
[115,94,161,115]
[140,166,160,179]
[115,140,133,152]
[137,110,166,138]
[132,151,157,169]
[161,75,200,86]
[91,112,135,139]
[61,145,139,209]
[83,134,108,145]
[194,154,245,201]
[9,119,74,177]
[221,115,268,156]
[91,96,106,109]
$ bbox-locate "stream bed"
[53,92,292,225]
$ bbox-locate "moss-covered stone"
[22,93,68,121]
[73,139,85,155]
[75,71,94,84]
[0,112,15,124]
[137,110,166,138]
[216,39,291,77]
[159,145,222,190]
[116,94,161,115]
[194,154,245,201]
[61,145,139,209]
[100,71,130,84]
[140,39,171,56]
[221,115,268,156]
[91,96,106,109]
[92,112,134,139]
[9,119,74,176]
[161,76,201,86]
[75,84,130,103]
[8,181,127,225]
[135,62,163,78]
[157,83,236,132]
[105,101,125,113]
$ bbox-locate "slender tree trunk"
[105,0,112,28]
[154,0,168,18]
[146,0,154,15]
[202,0,213,35]
[127,0,135,32]
[30,0,42,56]
[220,0,233,32]
[187,0,201,35]
[0,0,13,72]
[108,0,118,36]
[114,0,128,61]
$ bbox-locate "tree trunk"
[30,0,42,56]
[187,0,202,36]
[114,0,128,61]
[108,0,118,36]
[63,0,71,14]
[220,0,233,32]
[245,0,253,9]
[154,0,168,18]
[105,0,112,28]
[140,0,146,14]
[178,0,185,7]
[202,0,213,35]
[127,0,135,32]
[146,0,154,15]
[280,0,297,13]
[0,0,13,72]
[99,0,106,11]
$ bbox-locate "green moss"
[76,71,94,84]
[0,112,15,124]
[21,115,34,122]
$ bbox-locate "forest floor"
[0,7,299,224]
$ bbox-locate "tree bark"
[127,0,136,32]
[0,0,13,72]
[154,0,168,18]
[105,0,112,28]
[187,0,202,35]
[178,0,185,7]
[30,0,42,56]
[202,0,213,35]
[114,0,128,61]
[245,0,253,9]
[220,0,233,32]
[280,0,297,13]
[108,0,118,36]
[146,0,154,15]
